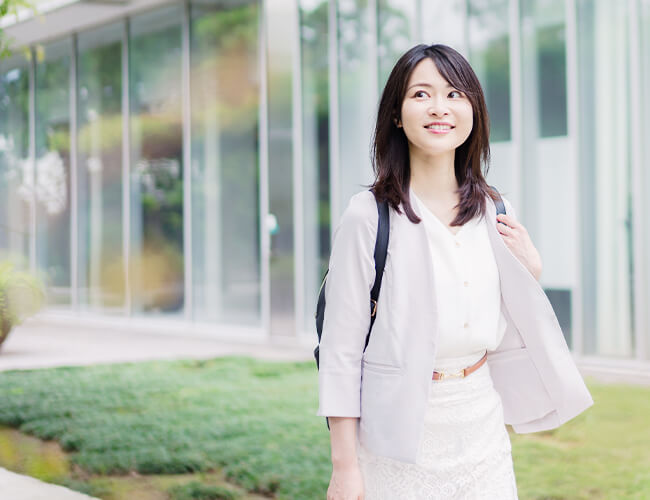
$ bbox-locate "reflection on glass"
[129,8,184,314]
[77,23,124,311]
[190,0,261,325]
[468,0,511,142]
[537,24,567,137]
[0,56,31,267]
[639,0,650,360]
[378,0,415,88]
[521,0,567,138]
[35,39,72,305]
[577,0,634,357]
[300,0,330,332]
[337,0,375,216]
[421,1,467,51]
[267,0,295,335]
[520,0,572,348]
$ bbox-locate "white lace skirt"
[356,353,518,500]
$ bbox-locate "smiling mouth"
[424,124,455,131]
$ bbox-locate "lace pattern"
[357,361,518,500]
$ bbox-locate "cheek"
[461,105,473,126]
[400,102,418,128]
[459,107,474,134]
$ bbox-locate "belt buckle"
[439,368,465,380]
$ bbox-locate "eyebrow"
[406,82,455,91]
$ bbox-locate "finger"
[498,226,516,243]
[496,213,517,228]
[497,221,511,234]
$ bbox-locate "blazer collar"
[405,186,497,235]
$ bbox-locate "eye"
[414,90,429,98]
[449,90,464,98]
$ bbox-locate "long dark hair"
[370,43,500,226]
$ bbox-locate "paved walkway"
[0,316,315,373]
[0,315,316,499]
[0,467,99,499]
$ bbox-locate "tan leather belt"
[432,351,488,381]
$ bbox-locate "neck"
[408,146,458,202]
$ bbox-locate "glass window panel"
[420,1,467,50]
[521,0,568,138]
[129,7,184,315]
[35,39,72,306]
[545,288,572,347]
[468,0,511,142]
[299,0,330,333]
[577,0,634,357]
[642,0,650,359]
[337,0,375,217]
[0,55,31,267]
[378,0,416,89]
[266,0,296,336]
[537,24,567,137]
[190,0,261,325]
[77,23,124,312]
[519,0,572,347]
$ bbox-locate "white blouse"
[410,187,507,369]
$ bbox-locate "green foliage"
[194,2,256,45]
[57,477,112,498]
[0,357,647,499]
[0,260,45,333]
[34,46,71,156]
[0,0,37,61]
[168,480,240,500]
[0,357,331,499]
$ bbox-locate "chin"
[419,140,464,155]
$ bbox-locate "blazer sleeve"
[316,190,378,418]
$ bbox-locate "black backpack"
[313,186,505,429]
[314,190,390,369]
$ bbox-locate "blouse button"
[463,322,469,328]
[455,241,461,247]
[464,281,469,287]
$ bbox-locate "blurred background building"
[0,0,649,377]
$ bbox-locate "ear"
[393,117,402,128]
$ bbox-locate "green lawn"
[0,356,647,499]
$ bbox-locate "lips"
[424,122,455,130]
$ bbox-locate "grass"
[167,481,240,499]
[0,357,331,499]
[0,356,647,499]
[510,381,650,499]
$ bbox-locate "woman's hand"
[496,213,542,281]
[327,462,364,500]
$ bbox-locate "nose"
[427,95,449,116]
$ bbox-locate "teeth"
[426,124,452,130]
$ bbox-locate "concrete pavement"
[0,467,99,499]
[0,314,315,373]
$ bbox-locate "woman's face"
[398,58,473,158]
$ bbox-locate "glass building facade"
[1,0,649,370]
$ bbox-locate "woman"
[317,44,593,499]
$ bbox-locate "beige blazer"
[316,189,594,464]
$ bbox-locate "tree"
[0,0,37,60]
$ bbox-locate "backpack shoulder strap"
[321,191,389,430]
[365,191,390,351]
[489,185,506,216]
